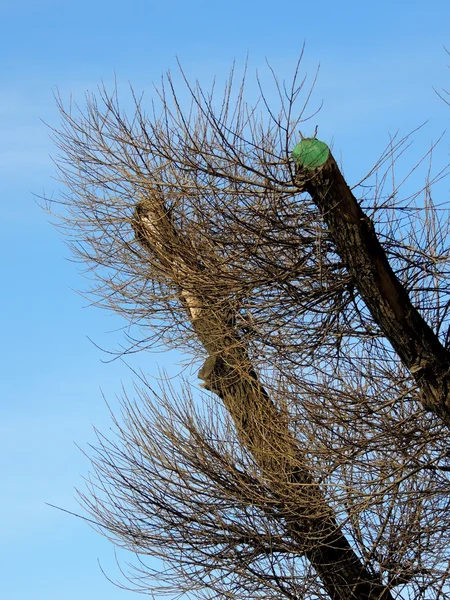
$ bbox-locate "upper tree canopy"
[48,57,450,600]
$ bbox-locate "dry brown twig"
[47,54,450,599]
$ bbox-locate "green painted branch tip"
[292,138,330,169]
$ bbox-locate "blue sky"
[1,1,450,598]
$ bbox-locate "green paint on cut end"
[292,138,330,169]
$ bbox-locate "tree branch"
[294,140,450,427]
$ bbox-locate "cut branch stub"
[292,138,330,169]
[292,139,450,426]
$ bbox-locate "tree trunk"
[133,194,394,600]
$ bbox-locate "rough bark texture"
[133,194,394,600]
[196,337,392,600]
[296,154,450,427]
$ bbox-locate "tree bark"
[133,193,394,600]
[196,338,392,600]
[295,151,450,427]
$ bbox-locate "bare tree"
[48,55,450,599]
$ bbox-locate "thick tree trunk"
[295,149,450,427]
[195,322,392,600]
[133,195,394,600]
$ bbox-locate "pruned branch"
[293,140,450,426]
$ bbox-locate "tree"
[48,55,450,599]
